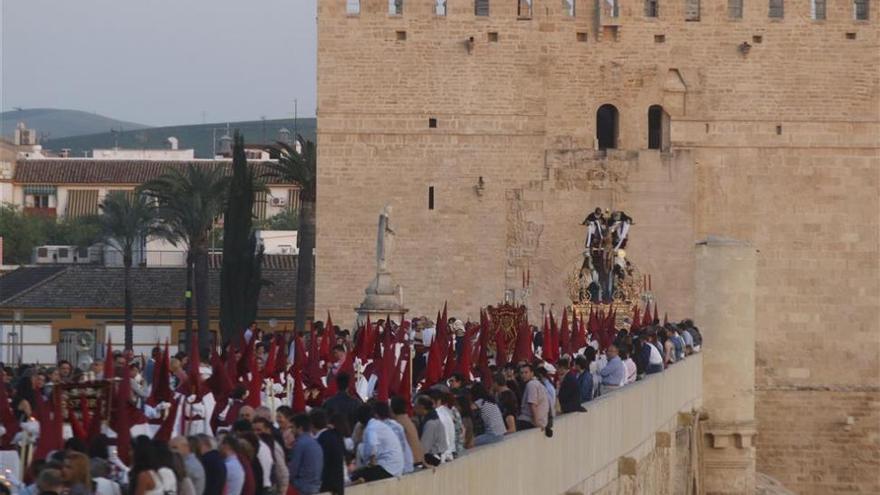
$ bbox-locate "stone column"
[695,237,757,495]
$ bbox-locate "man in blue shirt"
[575,355,594,404]
[599,345,625,395]
[289,413,324,495]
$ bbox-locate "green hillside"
[0,108,149,139]
[42,117,316,158]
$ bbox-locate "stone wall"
[316,0,880,491]
[343,355,703,495]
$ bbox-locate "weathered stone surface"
[316,1,880,493]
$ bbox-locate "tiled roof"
[14,159,297,186]
[0,266,295,310]
[0,266,67,303]
[208,253,296,270]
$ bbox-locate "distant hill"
[42,117,317,159]
[0,108,149,140]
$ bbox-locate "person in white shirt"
[622,348,637,385]
[351,404,404,482]
[432,391,457,462]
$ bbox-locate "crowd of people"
[0,305,701,495]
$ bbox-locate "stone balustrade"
[343,354,703,495]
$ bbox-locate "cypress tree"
[220,132,265,345]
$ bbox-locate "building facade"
[315,0,878,492]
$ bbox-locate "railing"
[344,355,703,495]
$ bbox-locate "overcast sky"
[1,0,317,126]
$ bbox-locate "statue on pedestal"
[357,205,407,326]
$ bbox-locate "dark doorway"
[648,104,670,151]
[596,104,619,150]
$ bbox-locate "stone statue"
[376,204,395,273]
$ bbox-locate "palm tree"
[266,137,316,333]
[98,191,163,351]
[141,165,230,354]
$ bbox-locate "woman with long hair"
[128,435,172,495]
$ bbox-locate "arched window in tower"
[518,0,533,17]
[648,105,670,151]
[389,0,403,15]
[435,0,448,15]
[475,0,490,15]
[596,104,619,150]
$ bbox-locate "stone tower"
[316,0,879,492]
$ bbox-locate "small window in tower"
[854,0,869,19]
[346,0,361,14]
[645,0,659,17]
[518,0,533,18]
[428,186,435,210]
[728,0,743,18]
[488,32,499,42]
[776,125,783,135]
[753,34,763,43]
[396,30,407,41]
[812,0,826,19]
[435,0,448,15]
[389,0,403,15]
[846,31,857,39]
[563,0,576,16]
[576,32,588,42]
[769,0,784,18]
[654,34,666,43]
[475,0,490,15]
[429,118,438,128]
[685,0,700,20]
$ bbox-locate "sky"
[1,0,317,127]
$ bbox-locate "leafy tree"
[0,205,49,264]
[260,207,299,231]
[266,137,316,332]
[98,192,164,350]
[0,205,103,264]
[220,132,267,345]
[142,165,230,355]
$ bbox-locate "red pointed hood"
[571,311,587,352]
[208,348,235,404]
[148,341,172,406]
[34,388,64,462]
[631,305,641,332]
[320,313,333,362]
[291,366,307,412]
[642,301,653,328]
[560,307,572,357]
[113,359,132,464]
[512,321,533,363]
[494,314,509,366]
